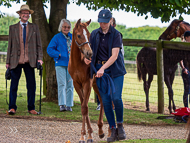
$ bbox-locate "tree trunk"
[27,0,68,100]
[49,0,68,35]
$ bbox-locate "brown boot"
[8,109,16,115]
[107,128,117,142]
[28,110,39,115]
[117,123,126,140]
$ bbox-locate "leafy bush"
[1,16,170,61]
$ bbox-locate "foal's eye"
[77,35,81,39]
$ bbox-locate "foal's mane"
[182,21,190,26]
[171,19,190,26]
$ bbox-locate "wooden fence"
[123,39,190,113]
[1,35,190,113]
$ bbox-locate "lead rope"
[90,63,115,96]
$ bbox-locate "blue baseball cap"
[98,9,112,23]
[184,31,190,38]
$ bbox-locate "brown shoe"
[28,110,39,115]
[8,109,16,115]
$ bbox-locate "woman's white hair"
[58,19,71,32]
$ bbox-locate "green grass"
[0,62,184,109]
[0,63,185,123]
[0,88,184,125]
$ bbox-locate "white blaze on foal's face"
[83,29,90,47]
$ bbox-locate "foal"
[68,19,105,143]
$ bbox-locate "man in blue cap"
[84,9,127,142]
[180,31,190,107]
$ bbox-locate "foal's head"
[159,19,183,40]
[73,19,93,60]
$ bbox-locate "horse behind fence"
[137,19,190,114]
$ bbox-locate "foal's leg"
[170,72,176,112]
[86,116,93,142]
[147,74,153,110]
[73,82,86,142]
[142,72,153,111]
[83,81,94,142]
[93,80,105,138]
[164,76,173,114]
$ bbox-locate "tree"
[76,0,190,22]
[0,0,189,100]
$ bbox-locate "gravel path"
[0,117,188,143]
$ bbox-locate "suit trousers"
[9,63,36,111]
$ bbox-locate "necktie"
[22,24,26,48]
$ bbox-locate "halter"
[167,25,180,39]
[74,28,90,47]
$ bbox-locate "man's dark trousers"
[9,63,36,111]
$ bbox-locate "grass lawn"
[0,63,187,142]
[0,61,185,124]
[0,62,184,109]
[0,87,185,125]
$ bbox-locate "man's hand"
[38,60,43,65]
[6,64,10,69]
[84,58,91,65]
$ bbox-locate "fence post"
[156,40,164,114]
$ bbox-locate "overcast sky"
[0,1,190,28]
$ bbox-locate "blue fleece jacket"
[47,32,72,67]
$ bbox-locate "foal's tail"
[136,57,142,81]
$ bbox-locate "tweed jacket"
[6,22,43,69]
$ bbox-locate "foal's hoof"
[87,139,93,143]
[146,108,150,111]
[99,133,105,139]
[79,141,85,143]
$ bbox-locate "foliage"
[75,21,167,61]
[75,0,190,22]
[0,16,182,61]
[0,15,19,51]
[0,0,189,22]
[0,15,31,51]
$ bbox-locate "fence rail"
[0,35,8,41]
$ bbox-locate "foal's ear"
[86,19,91,26]
[76,19,81,29]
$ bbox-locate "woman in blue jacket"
[47,19,74,112]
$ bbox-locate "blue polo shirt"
[90,26,126,78]
[97,26,122,61]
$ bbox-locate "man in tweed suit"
[6,4,43,115]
